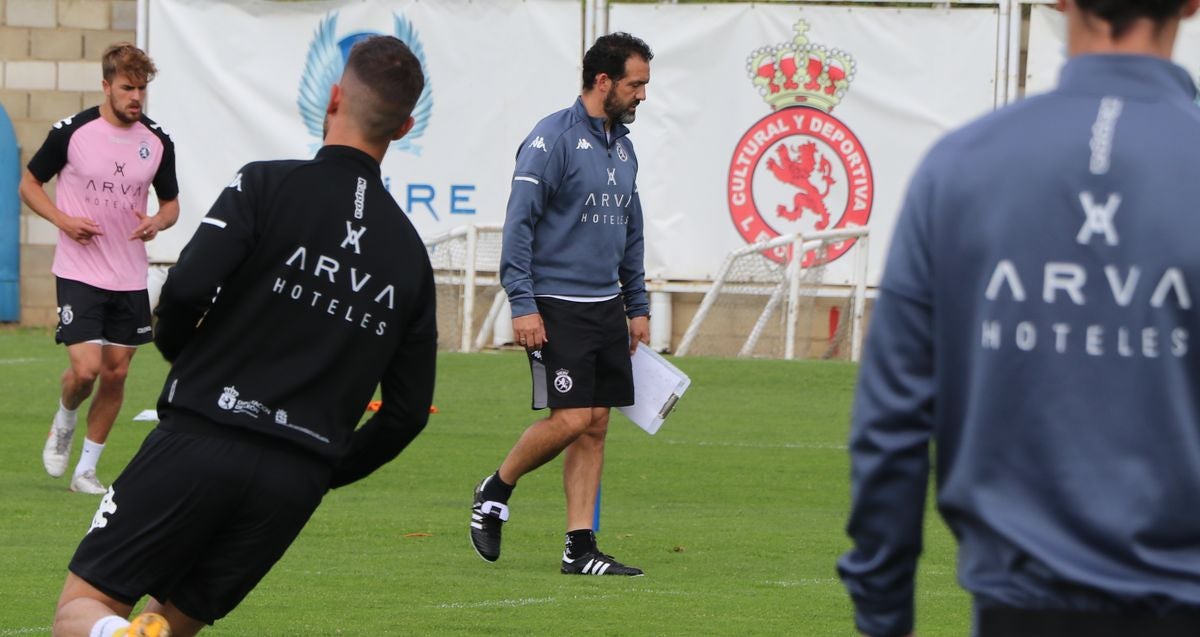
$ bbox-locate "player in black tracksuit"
[150,142,435,480]
[51,37,433,637]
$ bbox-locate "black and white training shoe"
[561,550,644,576]
[470,478,509,562]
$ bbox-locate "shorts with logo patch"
[55,277,153,346]
[68,410,331,625]
[527,296,634,410]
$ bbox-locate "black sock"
[565,529,597,558]
[480,471,514,503]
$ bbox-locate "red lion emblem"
[766,142,835,230]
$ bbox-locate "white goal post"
[424,223,504,352]
[675,227,870,361]
[425,223,870,359]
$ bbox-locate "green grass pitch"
[0,326,968,635]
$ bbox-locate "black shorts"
[55,277,153,347]
[978,606,1200,637]
[527,297,633,410]
[68,411,331,624]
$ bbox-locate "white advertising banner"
[1026,7,1200,97]
[609,3,1001,283]
[145,0,581,262]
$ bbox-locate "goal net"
[424,223,504,352]
[676,227,869,360]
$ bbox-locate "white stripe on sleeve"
[201,217,228,229]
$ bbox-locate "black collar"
[315,144,381,175]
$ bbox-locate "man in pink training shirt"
[18,42,179,495]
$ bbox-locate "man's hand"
[513,313,547,351]
[628,315,650,354]
[129,211,162,242]
[61,216,103,245]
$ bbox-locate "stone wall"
[1,0,137,325]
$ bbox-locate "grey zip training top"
[500,97,649,319]
[839,55,1200,637]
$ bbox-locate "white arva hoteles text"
[980,190,1190,359]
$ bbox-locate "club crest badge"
[218,386,239,411]
[60,304,74,325]
[728,20,874,266]
[554,369,574,393]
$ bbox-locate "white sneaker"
[43,424,74,478]
[69,469,106,495]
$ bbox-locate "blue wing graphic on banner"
[297,12,433,156]
[392,13,433,156]
[297,14,341,140]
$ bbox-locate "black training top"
[154,145,436,488]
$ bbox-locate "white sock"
[90,615,130,637]
[74,439,105,478]
[55,400,78,432]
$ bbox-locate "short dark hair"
[582,32,653,91]
[1075,0,1191,38]
[342,36,426,143]
[102,42,156,84]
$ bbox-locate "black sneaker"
[470,478,509,562]
[561,550,644,576]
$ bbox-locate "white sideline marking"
[437,589,691,610]
[663,439,847,451]
[765,578,840,587]
[625,588,695,597]
[0,628,51,636]
[0,357,41,365]
[437,596,557,609]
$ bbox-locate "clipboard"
[617,346,691,435]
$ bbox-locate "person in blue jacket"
[469,32,653,576]
[839,0,1200,635]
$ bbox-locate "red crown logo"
[747,20,856,113]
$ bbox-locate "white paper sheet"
[618,347,691,435]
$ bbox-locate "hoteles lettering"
[84,177,142,210]
[579,213,630,225]
[978,188,1192,358]
[981,320,1187,358]
[579,191,634,225]
[980,259,1191,359]
[270,246,393,336]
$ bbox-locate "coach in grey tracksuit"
[469,33,652,576]
[838,2,1200,636]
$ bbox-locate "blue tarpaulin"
[0,104,18,322]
